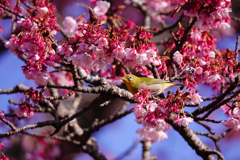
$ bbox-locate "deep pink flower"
[14,104,35,118]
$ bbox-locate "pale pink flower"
[207,74,221,83]
[155,119,169,131]
[23,41,38,53]
[68,54,83,67]
[112,45,126,59]
[190,30,202,41]
[32,54,40,61]
[133,103,147,117]
[133,0,146,5]
[174,116,193,127]
[125,48,138,60]
[219,22,231,29]
[136,53,148,65]
[36,7,49,18]
[95,37,108,48]
[221,104,230,113]
[137,127,168,143]
[62,16,78,37]
[222,117,240,131]
[4,37,19,53]
[203,71,210,78]
[79,52,93,68]
[78,43,89,52]
[195,67,203,75]
[17,18,36,30]
[208,51,215,58]
[152,58,161,66]
[173,51,183,65]
[92,46,104,58]
[92,59,107,70]
[198,59,207,65]
[33,71,50,85]
[191,93,203,105]
[146,49,157,61]
[93,1,110,16]
[57,45,73,58]
[52,71,74,86]
[233,107,240,117]
[229,72,235,81]
[146,102,158,112]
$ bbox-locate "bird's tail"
[162,82,186,90]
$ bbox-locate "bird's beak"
[121,77,127,81]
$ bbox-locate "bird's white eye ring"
[128,76,133,81]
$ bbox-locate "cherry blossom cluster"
[93,1,110,21]
[124,0,185,22]
[0,141,8,160]
[21,133,61,160]
[49,71,74,96]
[222,104,240,131]
[133,89,193,142]
[0,0,9,32]
[14,88,43,118]
[4,0,59,85]
[60,23,159,73]
[164,27,230,92]
[184,0,231,29]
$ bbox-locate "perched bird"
[122,74,186,96]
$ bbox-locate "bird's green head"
[121,74,140,94]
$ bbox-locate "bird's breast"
[139,82,163,92]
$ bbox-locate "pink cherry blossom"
[92,46,104,58]
[233,107,240,117]
[132,103,147,118]
[4,37,19,53]
[0,112,4,119]
[0,141,6,151]
[221,104,232,116]
[191,93,203,105]
[62,16,78,38]
[207,74,221,83]
[155,119,170,131]
[146,102,158,112]
[93,1,110,16]
[14,104,35,118]
[36,6,49,17]
[222,117,240,131]
[95,37,108,48]
[112,45,126,59]
[78,43,89,52]
[137,127,168,143]
[33,71,50,85]
[1,154,9,160]
[173,51,183,65]
[136,53,148,65]
[174,116,193,127]
[195,67,203,75]
[208,51,215,58]
[57,45,73,58]
[69,52,93,68]
[190,29,202,43]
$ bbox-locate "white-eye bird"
[122,74,186,95]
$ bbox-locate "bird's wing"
[139,81,164,92]
[145,78,168,85]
